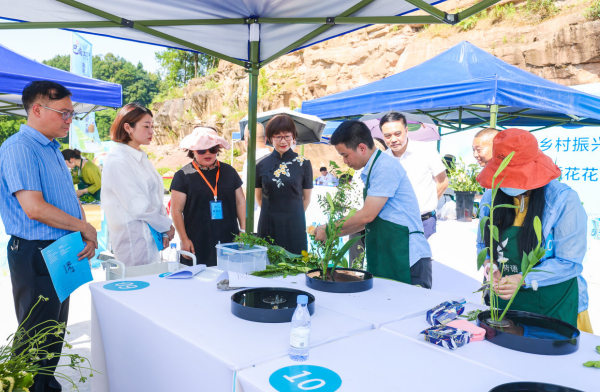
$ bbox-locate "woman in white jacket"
[101,103,174,266]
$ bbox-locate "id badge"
[210,201,223,220]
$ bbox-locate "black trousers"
[8,236,70,392]
[410,257,432,289]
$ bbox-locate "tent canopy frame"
[0,0,503,231]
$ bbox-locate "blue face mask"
[501,187,527,196]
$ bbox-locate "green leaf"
[477,248,488,270]
[326,192,335,211]
[521,252,528,275]
[530,269,554,274]
[331,236,364,264]
[595,362,600,368]
[493,151,515,179]
[534,216,542,244]
[494,204,519,209]
[583,361,596,367]
[596,345,600,354]
[492,225,499,243]
[479,216,489,239]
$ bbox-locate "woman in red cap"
[171,126,246,266]
[476,128,592,332]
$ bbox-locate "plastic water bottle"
[167,243,178,272]
[289,295,311,361]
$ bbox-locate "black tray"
[305,268,373,293]
[477,310,580,355]
[231,287,315,323]
[490,382,583,392]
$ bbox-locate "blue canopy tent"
[302,41,600,138]
[0,44,122,117]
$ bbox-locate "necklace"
[193,159,218,170]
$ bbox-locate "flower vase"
[455,191,476,222]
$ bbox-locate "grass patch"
[152,87,185,104]
[583,0,600,19]
[163,178,172,191]
[203,79,223,90]
[525,0,559,22]
[157,167,171,176]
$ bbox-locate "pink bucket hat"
[179,127,231,151]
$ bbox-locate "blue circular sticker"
[159,272,172,278]
[269,365,341,392]
[103,281,150,291]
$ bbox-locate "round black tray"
[231,287,315,323]
[490,382,583,392]
[305,268,373,293]
[477,310,580,355]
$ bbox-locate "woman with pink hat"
[171,126,246,266]
[476,128,592,332]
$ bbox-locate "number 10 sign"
[269,365,342,392]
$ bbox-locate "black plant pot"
[477,310,580,355]
[490,382,583,392]
[231,287,315,323]
[305,268,373,293]
[455,191,476,222]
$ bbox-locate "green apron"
[498,226,578,326]
[363,150,415,284]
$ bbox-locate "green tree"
[0,116,26,145]
[155,49,219,89]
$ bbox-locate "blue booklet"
[41,232,93,302]
[147,223,164,251]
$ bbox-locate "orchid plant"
[477,152,551,323]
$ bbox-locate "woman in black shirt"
[256,115,313,254]
[171,127,246,266]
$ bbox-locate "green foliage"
[457,10,487,30]
[155,49,219,91]
[582,346,600,368]
[95,109,117,141]
[203,79,222,90]
[157,167,171,175]
[446,158,483,192]
[0,296,96,390]
[583,0,600,20]
[163,178,172,191]
[258,69,270,100]
[0,116,26,145]
[459,309,482,321]
[525,0,559,22]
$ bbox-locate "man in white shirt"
[241,123,271,231]
[315,167,338,185]
[380,111,448,239]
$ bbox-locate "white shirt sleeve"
[429,150,447,177]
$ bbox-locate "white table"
[274,275,463,328]
[382,303,599,392]
[236,329,520,392]
[90,273,372,392]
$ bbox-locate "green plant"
[583,346,600,368]
[0,296,95,391]
[446,158,484,192]
[157,167,170,176]
[583,0,600,20]
[203,79,222,90]
[351,245,366,270]
[457,10,486,30]
[459,309,483,321]
[477,152,551,323]
[525,0,559,22]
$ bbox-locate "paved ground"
[0,219,598,391]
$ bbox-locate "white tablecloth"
[236,329,520,392]
[382,303,599,392]
[274,275,463,328]
[90,273,373,392]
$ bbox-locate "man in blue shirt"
[0,81,97,392]
[314,121,432,287]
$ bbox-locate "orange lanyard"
[192,160,220,202]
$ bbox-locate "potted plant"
[305,163,371,293]
[0,296,95,391]
[475,152,580,356]
[446,158,483,222]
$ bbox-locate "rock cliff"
[148,0,600,173]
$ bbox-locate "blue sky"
[0,29,164,73]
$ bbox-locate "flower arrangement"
[477,152,551,324]
[447,158,483,192]
[0,296,95,392]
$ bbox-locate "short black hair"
[330,120,374,150]
[22,81,72,114]
[320,167,327,172]
[379,111,407,129]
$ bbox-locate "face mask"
[501,187,527,197]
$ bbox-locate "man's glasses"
[196,146,220,155]
[39,105,77,121]
[272,135,293,142]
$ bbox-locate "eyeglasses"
[196,146,220,155]
[272,135,293,142]
[39,105,77,121]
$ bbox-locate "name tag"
[211,201,223,220]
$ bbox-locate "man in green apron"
[314,121,433,287]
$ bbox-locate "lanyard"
[192,160,220,201]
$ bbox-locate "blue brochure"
[41,232,93,302]
[147,223,164,251]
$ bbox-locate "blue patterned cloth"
[0,124,81,240]
[426,300,466,326]
[420,325,471,350]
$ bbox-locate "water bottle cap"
[170,243,176,248]
[297,295,308,305]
